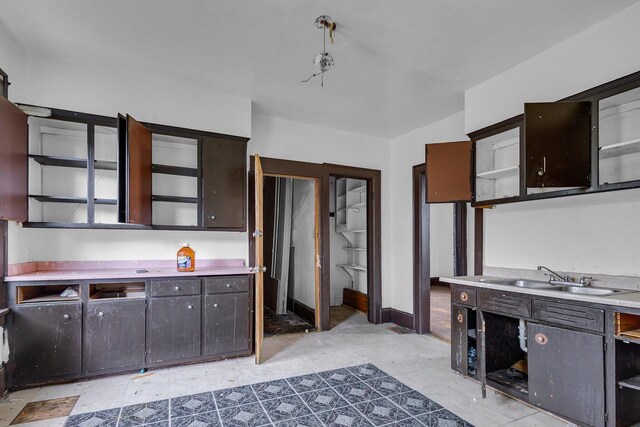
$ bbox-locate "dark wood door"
[84,299,146,372]
[204,293,250,356]
[425,141,472,203]
[148,295,201,363]
[451,304,468,375]
[118,114,152,224]
[13,303,82,384]
[201,137,247,229]
[525,102,591,188]
[0,96,28,221]
[528,323,605,427]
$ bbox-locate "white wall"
[388,111,468,313]
[466,3,640,277]
[290,179,316,309]
[465,3,640,133]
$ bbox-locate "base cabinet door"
[13,303,82,384]
[85,299,146,372]
[148,296,202,363]
[451,304,468,375]
[204,293,250,356]
[528,323,605,427]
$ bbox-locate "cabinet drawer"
[452,286,477,307]
[205,276,250,294]
[150,279,201,297]
[478,290,531,318]
[533,300,604,333]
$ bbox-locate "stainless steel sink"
[505,279,556,289]
[552,285,628,296]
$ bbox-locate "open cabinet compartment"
[615,327,640,427]
[16,284,80,304]
[89,282,146,300]
[483,312,529,401]
[475,127,520,202]
[94,125,118,224]
[599,86,640,186]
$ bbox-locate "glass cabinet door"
[598,86,640,185]
[474,127,520,202]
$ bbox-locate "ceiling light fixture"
[301,15,336,87]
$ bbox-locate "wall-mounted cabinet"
[425,141,472,203]
[12,104,249,231]
[475,126,520,203]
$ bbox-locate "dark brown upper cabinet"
[0,96,28,221]
[118,114,152,225]
[425,141,472,203]
[524,102,591,189]
[202,136,247,230]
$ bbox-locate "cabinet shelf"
[619,374,640,391]
[151,195,198,204]
[599,137,640,159]
[343,247,366,251]
[152,164,198,177]
[350,185,367,193]
[30,154,117,171]
[341,229,366,233]
[338,264,367,272]
[30,195,117,205]
[477,165,519,180]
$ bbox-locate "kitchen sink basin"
[553,285,627,296]
[505,279,556,289]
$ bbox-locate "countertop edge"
[3,268,255,282]
[440,275,640,310]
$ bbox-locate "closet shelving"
[335,177,368,288]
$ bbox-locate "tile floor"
[0,310,572,427]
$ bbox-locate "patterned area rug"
[64,364,473,426]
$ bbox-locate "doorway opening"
[329,176,369,328]
[262,176,318,336]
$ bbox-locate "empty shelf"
[600,137,640,159]
[343,247,366,251]
[338,264,367,272]
[477,165,519,180]
[152,164,198,177]
[619,375,640,391]
[152,195,198,204]
[30,195,117,205]
[341,229,366,233]
[350,185,367,193]
[30,155,117,171]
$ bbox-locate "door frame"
[249,158,383,332]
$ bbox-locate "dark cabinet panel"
[118,114,152,225]
[532,300,604,333]
[204,293,250,356]
[148,295,201,363]
[201,137,247,230]
[205,276,250,294]
[150,279,201,297]
[451,304,468,375]
[528,323,605,427]
[0,96,28,221]
[525,102,591,188]
[478,290,531,318]
[84,299,146,372]
[425,141,472,203]
[13,303,82,383]
[451,286,477,307]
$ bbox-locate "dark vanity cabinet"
[204,276,251,356]
[84,299,146,372]
[528,323,605,427]
[13,302,82,383]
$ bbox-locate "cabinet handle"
[226,283,231,288]
[535,333,548,345]
[457,313,464,324]
[538,156,547,177]
[460,292,469,302]
[97,312,105,317]
[63,314,70,320]
[187,304,194,310]
[213,303,219,308]
[209,215,216,220]
[174,286,180,291]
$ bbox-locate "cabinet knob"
[187,304,194,310]
[460,292,469,302]
[534,333,548,345]
[209,215,216,220]
[98,312,105,317]
[457,313,464,324]
[226,283,231,288]
[174,286,180,291]
[63,314,70,320]
[213,303,219,308]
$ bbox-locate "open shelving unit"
[16,284,80,304]
[475,127,520,202]
[614,312,640,426]
[599,86,640,185]
[89,282,146,300]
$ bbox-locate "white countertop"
[441,275,640,310]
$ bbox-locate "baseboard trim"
[343,288,368,313]
[291,299,316,327]
[381,307,414,330]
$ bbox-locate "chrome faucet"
[537,265,569,282]
[537,266,592,287]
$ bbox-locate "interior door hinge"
[252,230,263,238]
[604,341,608,352]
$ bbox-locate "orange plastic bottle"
[177,243,195,272]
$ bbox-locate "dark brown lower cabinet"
[204,292,250,356]
[84,299,146,372]
[528,323,605,427]
[13,302,82,383]
[148,295,202,363]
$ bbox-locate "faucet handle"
[579,276,593,285]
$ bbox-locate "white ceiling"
[1,1,637,138]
